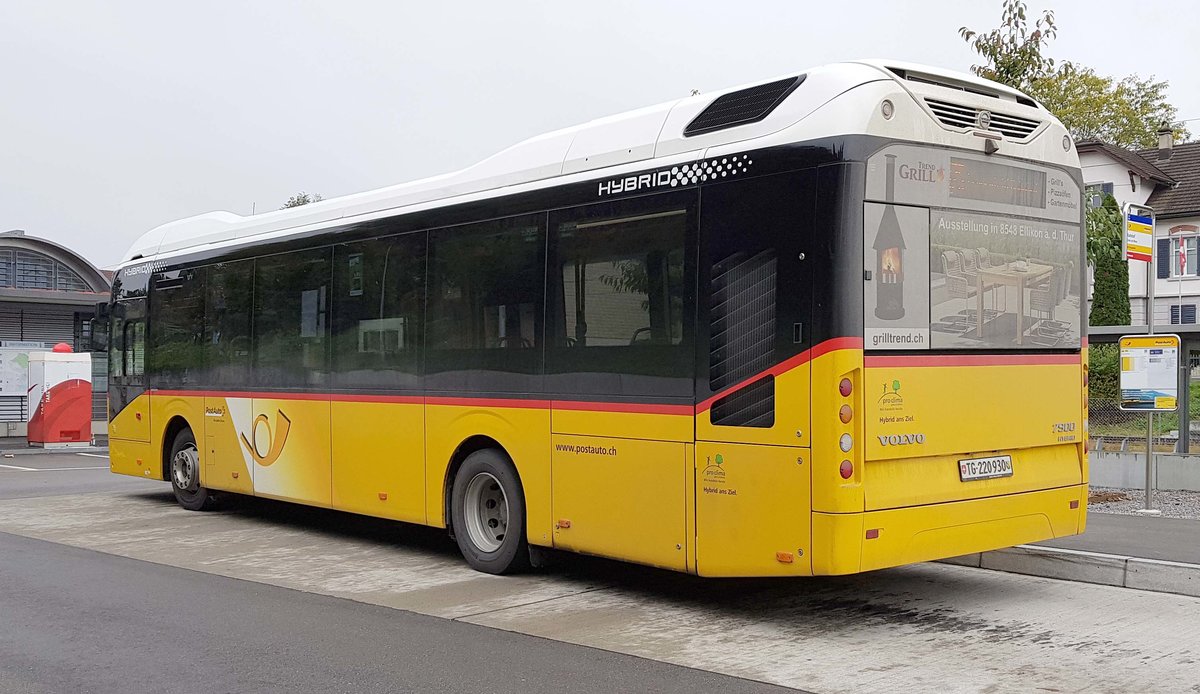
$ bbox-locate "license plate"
[958,455,1013,481]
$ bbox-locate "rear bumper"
[812,484,1087,575]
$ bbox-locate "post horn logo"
[239,409,292,467]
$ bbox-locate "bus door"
[693,169,816,577]
[108,297,150,442]
[546,191,697,572]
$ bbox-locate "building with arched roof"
[0,229,110,436]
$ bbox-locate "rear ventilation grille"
[925,98,1042,140]
[711,376,775,428]
[709,250,777,391]
[709,249,776,429]
[684,76,805,137]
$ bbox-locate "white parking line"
[0,463,37,471]
[76,453,109,459]
[0,464,108,472]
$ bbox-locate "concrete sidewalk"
[945,511,1200,599]
[0,436,108,455]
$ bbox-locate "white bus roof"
[122,59,1059,266]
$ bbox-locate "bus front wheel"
[169,428,216,511]
[450,449,530,574]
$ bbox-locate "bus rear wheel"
[169,428,216,511]
[450,449,530,574]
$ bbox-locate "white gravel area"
[1088,487,1200,519]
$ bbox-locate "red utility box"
[27,344,92,448]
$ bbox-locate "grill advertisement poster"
[864,145,1082,351]
[864,201,930,350]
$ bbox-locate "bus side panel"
[243,397,331,507]
[150,392,203,480]
[203,396,254,495]
[551,434,687,571]
[108,435,159,480]
[110,391,151,442]
[694,442,811,577]
[331,400,425,524]
[551,408,693,443]
[425,403,552,546]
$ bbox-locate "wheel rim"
[172,443,200,493]
[463,472,508,553]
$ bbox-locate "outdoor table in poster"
[975,261,1054,345]
[1119,334,1180,411]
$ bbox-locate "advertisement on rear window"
[929,210,1080,349]
[864,202,930,350]
[864,145,1082,351]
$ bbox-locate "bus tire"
[168,428,215,511]
[450,449,530,575]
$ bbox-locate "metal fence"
[1089,396,1191,453]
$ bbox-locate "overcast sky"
[3,0,1197,269]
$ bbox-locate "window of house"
[1171,304,1197,324]
[1169,236,1198,277]
[1085,182,1114,207]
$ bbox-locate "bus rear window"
[863,144,1082,351]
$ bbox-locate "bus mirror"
[90,303,111,353]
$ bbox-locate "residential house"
[1078,130,1200,325]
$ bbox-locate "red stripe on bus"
[425,396,552,409]
[551,400,694,416]
[329,394,423,405]
[864,353,1081,368]
[696,336,864,413]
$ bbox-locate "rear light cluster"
[838,377,854,479]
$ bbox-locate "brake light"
[839,378,853,397]
[839,460,854,479]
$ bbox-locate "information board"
[1119,334,1180,411]
[0,348,34,397]
[1124,204,1154,263]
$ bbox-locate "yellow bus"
[99,60,1087,576]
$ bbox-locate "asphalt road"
[0,452,139,500]
[0,455,792,694]
[2,453,1198,693]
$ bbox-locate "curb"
[940,545,1200,598]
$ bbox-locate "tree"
[1087,193,1129,326]
[960,1,1188,147]
[1027,64,1189,148]
[281,192,324,209]
[959,0,1056,93]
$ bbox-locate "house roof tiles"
[1137,142,1200,219]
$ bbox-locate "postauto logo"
[239,409,292,467]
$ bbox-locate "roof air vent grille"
[684,75,805,137]
[925,98,1042,140]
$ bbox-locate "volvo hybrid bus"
[98,60,1088,576]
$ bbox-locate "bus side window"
[110,315,125,378]
[331,232,425,390]
[546,192,696,399]
[123,319,145,381]
[428,217,543,352]
[204,260,253,387]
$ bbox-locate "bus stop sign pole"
[1123,203,1161,514]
